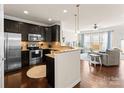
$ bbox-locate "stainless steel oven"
[28,34,42,41]
[29,49,43,65]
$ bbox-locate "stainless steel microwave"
[28,34,42,41]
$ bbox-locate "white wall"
[0,4,4,88]
[61,22,78,46]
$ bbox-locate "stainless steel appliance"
[29,49,43,65]
[4,32,21,72]
[28,42,43,65]
[28,34,42,41]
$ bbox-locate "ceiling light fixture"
[48,18,52,21]
[63,10,68,13]
[93,24,98,29]
[24,11,29,14]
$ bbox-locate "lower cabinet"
[43,49,51,63]
[21,51,29,67]
[46,56,55,88]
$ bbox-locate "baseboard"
[66,78,81,88]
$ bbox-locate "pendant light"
[77,4,80,34]
[74,4,80,34]
[74,14,77,33]
[74,4,80,47]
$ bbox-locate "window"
[79,31,112,52]
[91,33,100,51]
[84,33,90,49]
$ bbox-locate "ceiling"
[4,4,124,31]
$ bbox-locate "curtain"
[80,31,112,52]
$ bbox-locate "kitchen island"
[45,48,81,88]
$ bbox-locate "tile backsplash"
[21,41,61,50]
[38,42,49,48]
[21,41,28,50]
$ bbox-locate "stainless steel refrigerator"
[4,32,21,72]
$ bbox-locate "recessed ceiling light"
[63,10,68,13]
[48,18,52,21]
[24,11,29,14]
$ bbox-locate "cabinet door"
[56,25,60,42]
[4,19,19,33]
[51,25,60,42]
[40,26,45,41]
[51,26,56,41]
[44,27,51,42]
[43,49,51,62]
[19,22,28,41]
[28,24,40,34]
[46,57,55,88]
[21,51,29,67]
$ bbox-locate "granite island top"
[45,48,80,58]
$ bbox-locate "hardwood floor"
[4,64,48,88]
[4,60,124,88]
[76,60,124,88]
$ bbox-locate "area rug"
[27,65,46,79]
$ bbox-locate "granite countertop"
[45,48,80,58]
[45,54,55,58]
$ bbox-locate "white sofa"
[101,48,120,66]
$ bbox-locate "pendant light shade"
[75,4,80,34]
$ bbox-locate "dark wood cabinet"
[51,25,60,42]
[46,56,55,88]
[28,24,40,34]
[21,51,29,67]
[20,23,41,41]
[4,19,61,42]
[43,25,60,42]
[4,19,19,33]
[19,22,29,41]
[43,49,51,62]
[44,27,52,42]
[40,26,45,41]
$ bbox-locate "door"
[0,4,4,88]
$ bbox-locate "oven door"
[29,50,42,65]
[30,50,42,59]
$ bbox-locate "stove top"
[27,47,39,50]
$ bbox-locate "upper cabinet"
[4,19,61,42]
[44,27,52,42]
[19,22,29,41]
[51,25,60,42]
[40,26,45,41]
[28,24,40,34]
[4,19,19,33]
[43,25,60,42]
